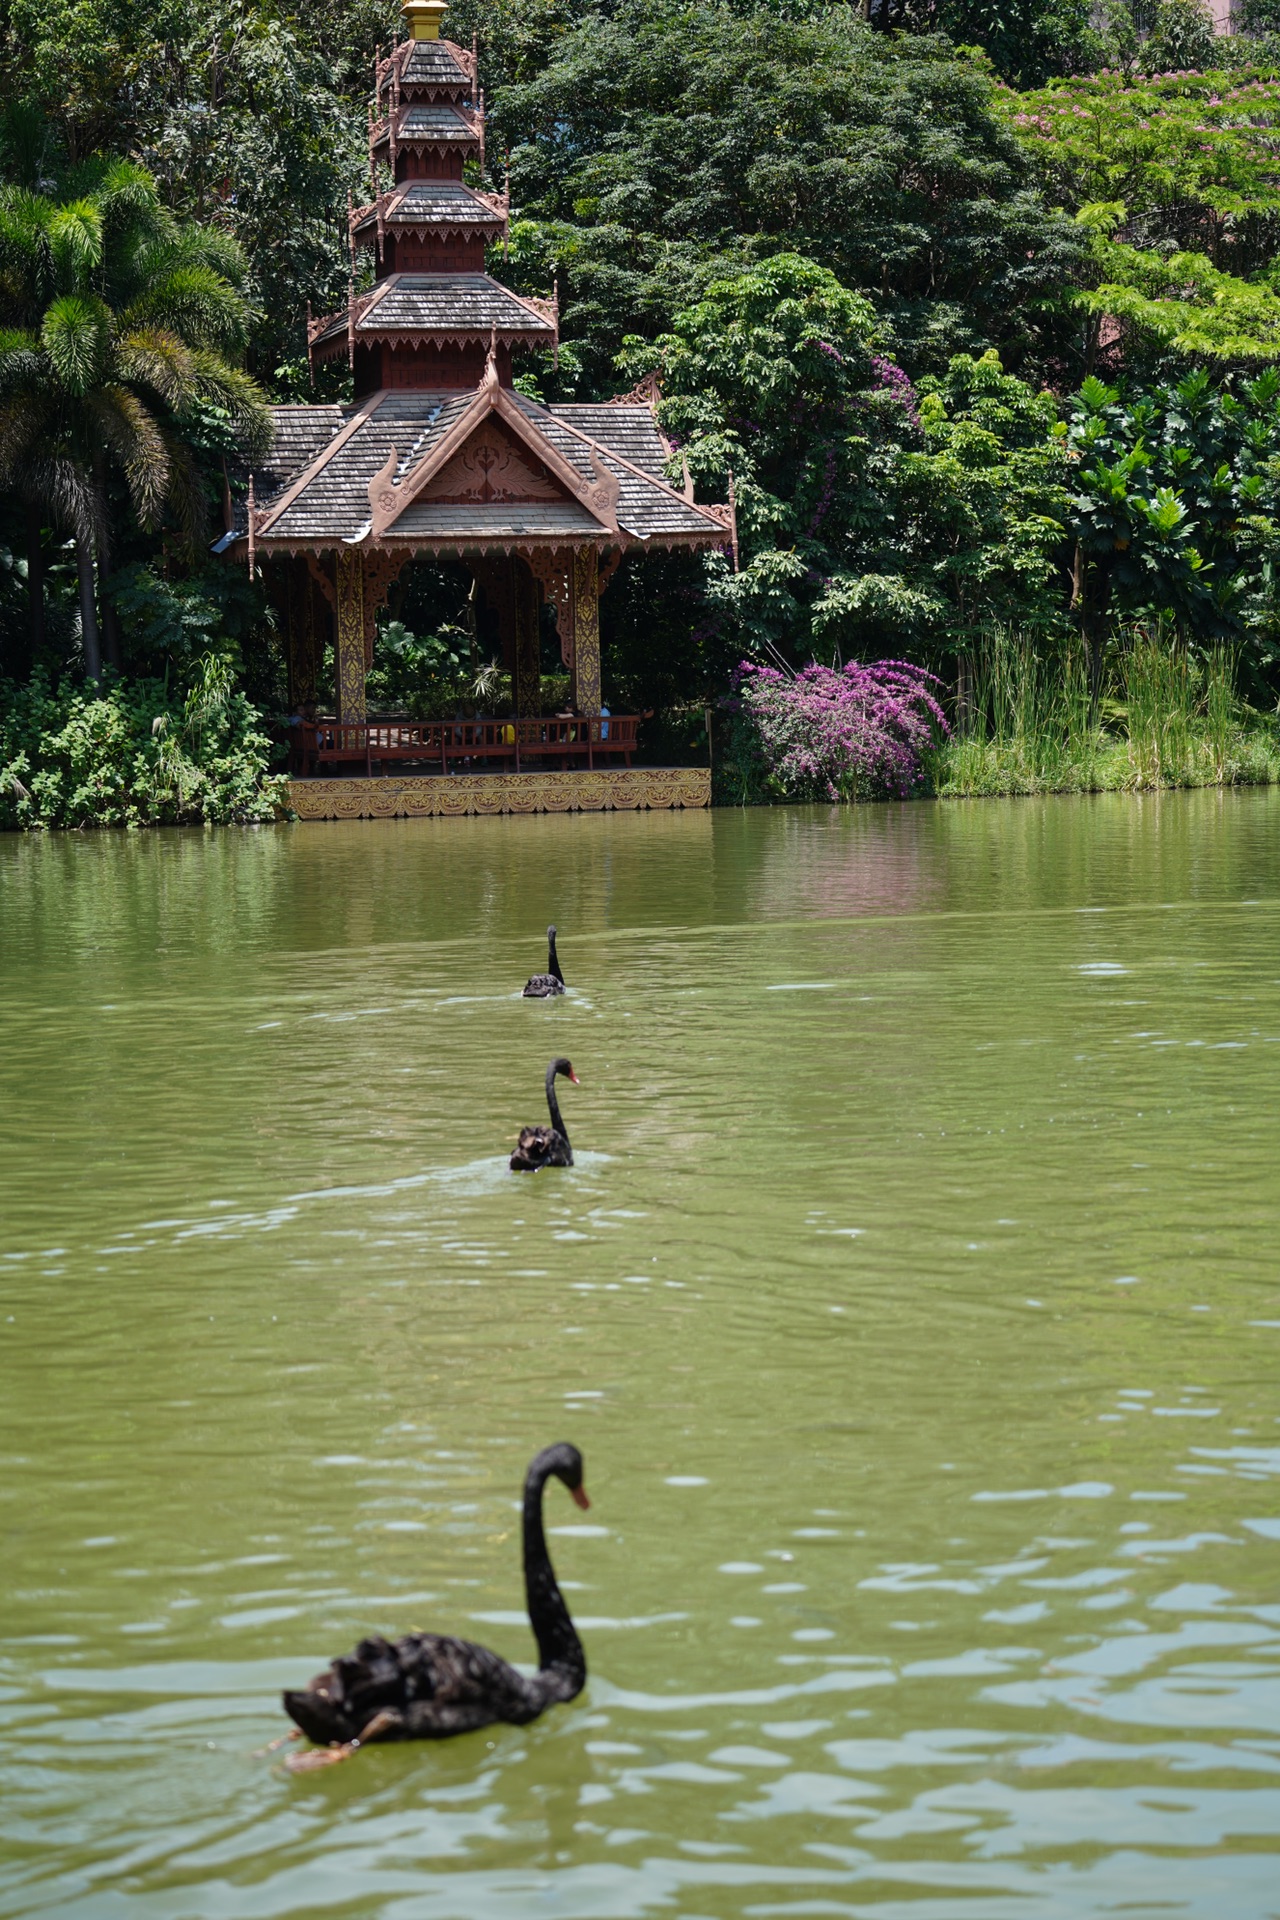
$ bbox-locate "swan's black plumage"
[523,926,565,998]
[510,1057,578,1171]
[282,1444,588,1765]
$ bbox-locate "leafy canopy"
[0,158,270,547]
[999,67,1280,364]
[1064,365,1280,647]
[496,1,1084,389]
[625,253,1069,660]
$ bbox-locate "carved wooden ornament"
[366,381,622,539]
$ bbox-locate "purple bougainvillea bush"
[732,659,949,802]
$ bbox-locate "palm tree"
[0,159,271,678]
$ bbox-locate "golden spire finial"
[402,0,447,40]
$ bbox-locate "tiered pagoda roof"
[308,0,520,386]
[237,0,731,577]
[308,275,556,359]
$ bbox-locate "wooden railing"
[292,713,642,777]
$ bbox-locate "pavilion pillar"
[334,548,367,723]
[571,545,601,715]
[514,559,541,716]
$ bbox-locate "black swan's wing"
[522,974,564,997]
[510,1125,571,1170]
[283,1631,542,1744]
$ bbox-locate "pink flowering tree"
[731,658,949,803]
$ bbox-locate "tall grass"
[931,627,1280,797]
[939,631,1100,795]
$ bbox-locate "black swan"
[510,1057,578,1171]
[523,926,566,997]
[281,1443,589,1770]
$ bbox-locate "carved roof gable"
[419,417,564,504]
[368,372,621,538]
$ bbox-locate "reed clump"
[930,628,1280,797]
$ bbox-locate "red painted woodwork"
[383,237,487,273]
[398,150,463,181]
[381,342,509,388]
[296,715,641,775]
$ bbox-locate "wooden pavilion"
[223,0,731,819]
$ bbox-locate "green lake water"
[1,790,1279,1919]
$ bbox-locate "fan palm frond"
[151,222,252,292]
[124,263,249,354]
[0,189,55,319]
[189,352,274,460]
[117,327,197,410]
[95,159,162,214]
[41,293,112,395]
[90,384,170,527]
[8,163,270,598]
[25,445,100,542]
[47,200,103,291]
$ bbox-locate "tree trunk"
[97,533,121,672]
[25,504,44,671]
[75,531,102,682]
[93,452,121,671]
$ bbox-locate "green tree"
[1000,66,1280,370]
[1142,0,1217,70]
[896,348,1068,653]
[625,254,1068,662]
[883,1,1103,88]
[1238,0,1280,28]
[0,0,382,378]
[1063,366,1280,681]
[0,159,270,677]
[496,1,1084,391]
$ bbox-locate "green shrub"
[0,657,288,829]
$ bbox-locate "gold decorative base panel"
[289,766,711,820]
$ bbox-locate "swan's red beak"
[572,1484,590,1510]
[568,1070,580,1085]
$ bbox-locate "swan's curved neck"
[523,1463,586,1689]
[545,1066,570,1147]
[548,932,564,985]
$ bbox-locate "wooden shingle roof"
[311,275,555,354]
[400,37,472,90]
[353,181,505,239]
[242,392,730,553]
[372,103,479,148]
[552,405,673,482]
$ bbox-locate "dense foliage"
[4,0,1280,818]
[0,156,271,679]
[624,255,1069,663]
[1065,367,1280,676]
[999,68,1280,364]
[0,652,287,826]
[496,3,1084,390]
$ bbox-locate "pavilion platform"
[288,765,710,818]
